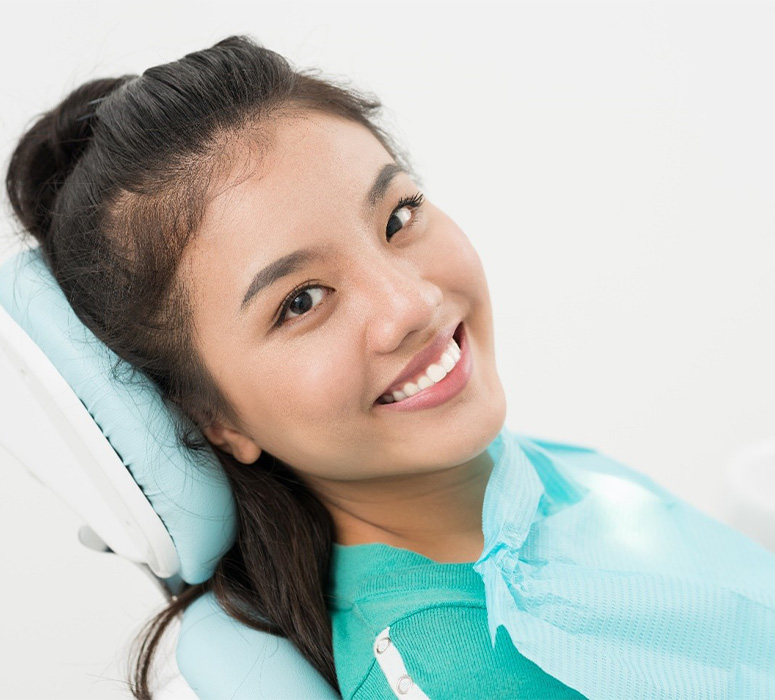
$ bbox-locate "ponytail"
[6,76,133,245]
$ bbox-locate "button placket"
[372,627,430,700]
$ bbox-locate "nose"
[363,255,444,355]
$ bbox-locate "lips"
[377,321,463,401]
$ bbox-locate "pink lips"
[377,321,462,401]
[374,320,471,411]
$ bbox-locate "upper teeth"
[379,336,462,404]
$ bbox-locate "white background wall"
[1,1,773,698]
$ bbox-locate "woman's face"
[185,110,506,487]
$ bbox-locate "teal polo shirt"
[327,541,586,700]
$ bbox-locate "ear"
[201,419,262,465]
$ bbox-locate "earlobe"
[201,420,262,465]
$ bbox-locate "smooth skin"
[184,110,508,564]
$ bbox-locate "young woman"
[6,35,775,700]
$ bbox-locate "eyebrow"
[240,162,407,313]
[366,162,406,209]
[240,249,319,312]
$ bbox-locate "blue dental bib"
[475,427,775,700]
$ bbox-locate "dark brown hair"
[5,35,407,698]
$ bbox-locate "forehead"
[204,110,392,223]
[192,110,392,248]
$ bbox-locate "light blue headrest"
[178,591,341,699]
[0,246,237,584]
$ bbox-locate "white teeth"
[378,335,463,405]
[440,352,456,372]
[426,363,447,382]
[403,382,420,397]
[417,375,434,390]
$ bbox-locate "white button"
[397,675,413,694]
[376,637,391,654]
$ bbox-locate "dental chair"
[0,245,341,699]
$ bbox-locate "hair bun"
[5,76,134,245]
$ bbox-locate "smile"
[374,322,472,411]
[376,335,461,404]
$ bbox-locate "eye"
[276,283,329,327]
[386,192,424,240]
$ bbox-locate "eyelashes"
[394,191,425,216]
[273,191,425,328]
[275,278,326,327]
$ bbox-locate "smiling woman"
[3,35,514,699]
[7,32,775,700]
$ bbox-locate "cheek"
[442,227,491,303]
[274,342,361,419]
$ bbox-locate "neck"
[308,448,494,564]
